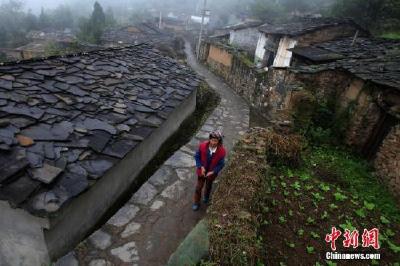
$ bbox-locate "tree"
[250,0,285,22]
[105,7,117,27]
[78,2,107,44]
[281,0,311,14]
[39,7,51,29]
[0,0,29,47]
[52,5,74,30]
[91,2,106,28]
[330,0,391,32]
[25,9,39,31]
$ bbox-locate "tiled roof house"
[0,43,200,264]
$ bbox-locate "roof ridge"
[0,42,149,67]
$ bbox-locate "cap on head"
[209,130,223,144]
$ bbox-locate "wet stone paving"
[57,41,249,266]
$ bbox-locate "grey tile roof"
[290,38,400,90]
[225,21,263,31]
[101,24,169,45]
[259,17,364,37]
[0,44,200,216]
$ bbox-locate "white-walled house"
[227,21,262,53]
[254,17,367,68]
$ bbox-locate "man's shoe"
[203,197,209,204]
[192,204,200,211]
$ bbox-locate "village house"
[101,23,169,47]
[227,21,263,54]
[197,17,368,122]
[0,44,200,265]
[0,29,77,62]
[15,29,78,60]
[160,16,187,32]
[279,37,400,199]
[254,17,367,68]
[0,47,24,62]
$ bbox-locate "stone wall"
[375,125,400,200]
[283,70,400,200]
[229,27,260,54]
[197,40,400,200]
[345,90,382,150]
[200,42,268,116]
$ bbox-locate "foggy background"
[0,0,399,57]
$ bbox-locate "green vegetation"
[381,32,400,40]
[44,41,83,57]
[77,2,107,44]
[206,128,400,265]
[330,0,400,33]
[255,143,400,264]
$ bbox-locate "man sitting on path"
[192,130,226,211]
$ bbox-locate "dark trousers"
[193,175,215,204]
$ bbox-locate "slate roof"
[290,38,400,90]
[101,23,169,45]
[0,43,200,216]
[289,46,344,62]
[225,21,263,31]
[291,37,400,62]
[258,17,363,37]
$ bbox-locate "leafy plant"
[387,240,400,253]
[380,216,390,224]
[334,192,348,201]
[363,201,375,210]
[297,229,305,236]
[355,208,366,218]
[385,228,395,237]
[310,231,320,239]
[329,203,338,209]
[305,184,314,190]
[306,246,315,254]
[321,211,329,220]
[279,216,286,224]
[312,192,324,201]
[291,181,301,190]
[339,220,356,231]
[319,183,330,192]
[285,241,295,248]
[299,173,311,181]
[306,217,315,225]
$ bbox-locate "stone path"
[56,41,249,266]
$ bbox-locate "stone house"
[161,17,187,32]
[0,47,24,61]
[0,44,200,265]
[254,17,367,68]
[283,37,400,199]
[227,21,263,54]
[101,23,168,47]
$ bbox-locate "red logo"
[325,227,380,250]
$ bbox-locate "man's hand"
[206,171,214,178]
[201,167,206,177]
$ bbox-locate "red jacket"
[195,141,226,177]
